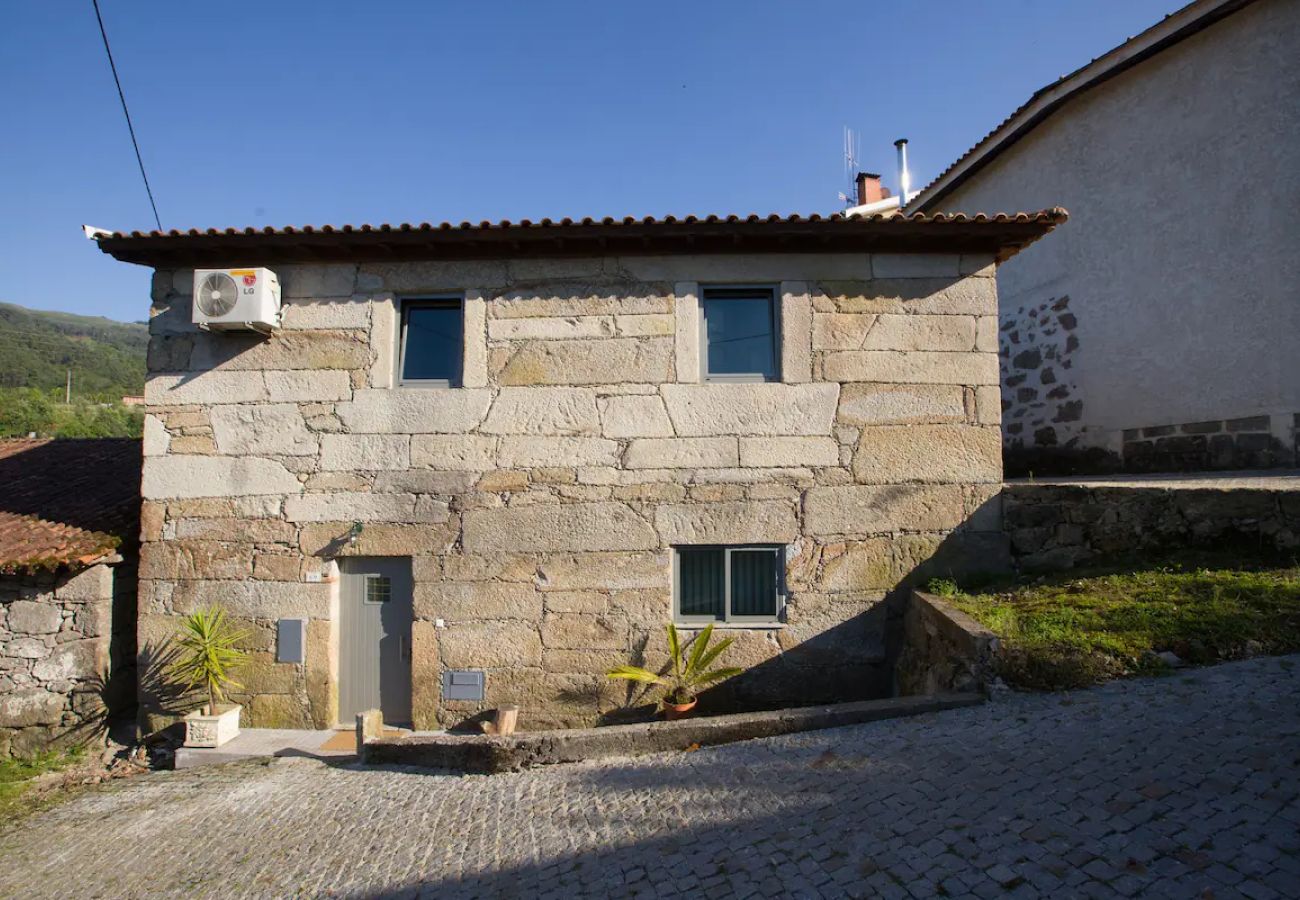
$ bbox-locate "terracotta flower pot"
[664,698,697,721]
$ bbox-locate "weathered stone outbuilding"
[97,212,1063,731]
[0,439,140,757]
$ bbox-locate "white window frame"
[396,294,464,388]
[699,284,782,383]
[672,544,786,627]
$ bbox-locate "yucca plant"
[166,607,249,715]
[608,623,743,706]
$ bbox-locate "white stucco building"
[909,0,1299,473]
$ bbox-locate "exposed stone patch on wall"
[140,254,1006,731]
[0,564,123,758]
[999,295,1081,451]
[1004,482,1300,571]
[1121,414,1296,472]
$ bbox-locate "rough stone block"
[280,299,370,330]
[661,383,839,435]
[414,582,542,622]
[461,291,488,389]
[487,316,614,340]
[492,283,670,319]
[779,282,812,383]
[739,436,839,467]
[142,456,301,500]
[481,387,600,435]
[837,383,967,425]
[598,395,674,438]
[862,314,977,351]
[535,551,668,590]
[210,404,318,457]
[53,565,114,602]
[438,621,543,668]
[285,492,449,524]
[540,613,626,650]
[358,260,510,293]
[263,370,353,402]
[374,469,478,493]
[975,385,1002,424]
[298,522,457,557]
[335,388,492,433]
[497,337,673,386]
[822,350,998,385]
[653,500,798,544]
[189,330,366,372]
[853,425,1002,484]
[0,688,65,728]
[145,371,266,405]
[319,434,411,470]
[498,437,618,468]
[624,437,738,469]
[812,313,878,351]
[816,277,996,316]
[276,263,358,299]
[615,313,675,337]
[410,435,498,470]
[803,484,965,535]
[464,503,659,552]
[6,600,62,635]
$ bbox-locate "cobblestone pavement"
[2,656,1297,899]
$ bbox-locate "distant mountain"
[0,301,148,399]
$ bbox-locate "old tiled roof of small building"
[93,209,1068,267]
[0,438,142,573]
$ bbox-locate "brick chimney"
[855,172,892,206]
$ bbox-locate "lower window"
[674,545,785,625]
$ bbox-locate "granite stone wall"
[0,563,121,758]
[1004,483,1300,571]
[139,252,1006,731]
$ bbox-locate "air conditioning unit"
[192,267,281,333]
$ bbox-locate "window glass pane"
[678,548,725,620]
[704,293,775,377]
[729,549,779,617]
[402,304,462,382]
[365,576,392,605]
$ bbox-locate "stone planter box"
[183,704,242,748]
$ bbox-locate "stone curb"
[360,692,983,774]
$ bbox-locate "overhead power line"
[91,0,162,231]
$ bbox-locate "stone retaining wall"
[0,562,123,758]
[895,590,1000,696]
[1003,482,1300,571]
[361,693,984,774]
[139,252,1007,732]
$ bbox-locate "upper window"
[701,286,779,382]
[675,545,785,625]
[399,298,463,387]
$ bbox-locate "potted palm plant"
[168,607,249,748]
[607,623,742,720]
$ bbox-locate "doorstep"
[174,728,357,769]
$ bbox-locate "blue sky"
[2,1,1185,323]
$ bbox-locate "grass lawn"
[929,561,1300,691]
[0,749,86,825]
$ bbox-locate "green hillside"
[0,302,147,438]
[0,301,148,397]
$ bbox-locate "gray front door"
[339,557,412,725]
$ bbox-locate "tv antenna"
[839,127,861,208]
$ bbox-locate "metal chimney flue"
[894,138,911,212]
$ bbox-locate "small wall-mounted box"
[442,670,485,701]
[276,618,307,664]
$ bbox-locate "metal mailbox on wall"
[442,670,485,701]
[276,618,307,664]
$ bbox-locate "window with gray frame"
[701,286,780,382]
[399,298,463,386]
[674,545,785,624]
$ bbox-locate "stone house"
[907,0,1300,474]
[0,438,140,757]
[95,211,1062,732]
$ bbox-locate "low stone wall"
[1003,482,1300,571]
[895,591,999,696]
[362,692,983,774]
[0,562,121,758]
